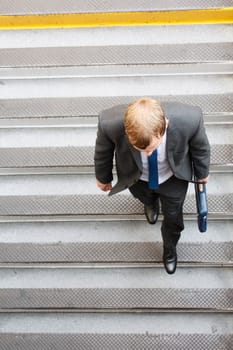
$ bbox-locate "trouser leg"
[129,180,159,206]
[129,176,188,248]
[160,196,184,248]
[159,177,188,248]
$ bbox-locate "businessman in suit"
[94,98,210,274]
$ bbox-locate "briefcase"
[195,182,208,232]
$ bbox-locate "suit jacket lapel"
[125,136,142,171]
[166,123,177,168]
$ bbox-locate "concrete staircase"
[0,1,232,348]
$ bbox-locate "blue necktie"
[148,149,159,189]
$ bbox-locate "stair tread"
[0,242,232,264]
[0,269,232,310]
[1,0,232,15]
[0,221,232,264]
[1,25,232,49]
[0,122,232,147]
[0,312,232,334]
[1,63,233,79]
[0,145,231,168]
[0,220,232,242]
[1,267,232,288]
[0,172,231,195]
[1,94,232,118]
[0,195,231,216]
[1,43,232,68]
[1,76,232,101]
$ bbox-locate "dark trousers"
[129,176,189,249]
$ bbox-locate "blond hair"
[124,98,166,149]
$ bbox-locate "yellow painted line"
[0,8,232,30]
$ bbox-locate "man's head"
[124,98,166,154]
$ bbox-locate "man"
[94,98,210,274]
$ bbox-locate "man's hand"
[198,176,209,191]
[96,179,113,192]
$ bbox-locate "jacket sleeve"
[189,110,211,180]
[94,117,115,184]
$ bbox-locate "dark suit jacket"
[94,101,210,196]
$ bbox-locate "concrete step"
[0,120,231,168]
[1,94,232,118]
[0,266,232,310]
[1,43,232,68]
[1,171,230,196]
[0,172,231,216]
[0,220,232,264]
[0,145,231,169]
[3,113,232,127]
[0,313,232,350]
[1,0,232,14]
[0,116,232,146]
[1,75,232,100]
[1,63,233,79]
[1,25,232,49]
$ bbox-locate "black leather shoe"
[163,246,177,275]
[144,201,159,224]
